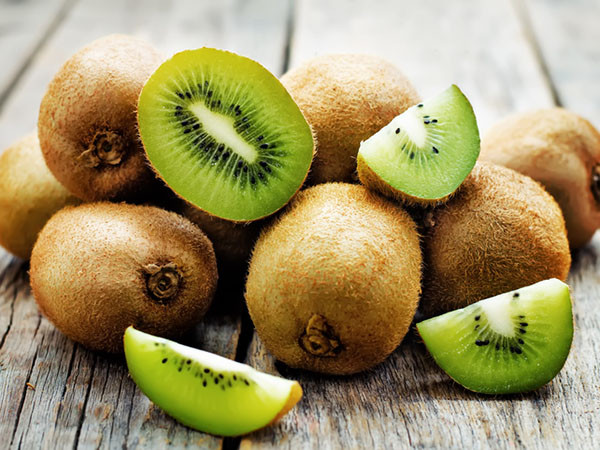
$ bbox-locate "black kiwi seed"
[233,375,237,380]
[207,90,213,97]
[395,128,400,134]
[410,152,415,159]
[186,360,191,364]
[513,292,520,298]
[243,166,248,173]
[183,129,191,134]
[250,176,256,185]
[424,116,430,119]
[519,329,527,334]
[417,104,423,107]
[475,325,480,330]
[260,143,269,149]
[519,315,525,319]
[204,368,210,373]
[177,92,184,99]
[424,120,431,125]
[495,343,500,350]
[244,380,249,386]
[520,322,529,327]
[514,347,523,354]
[257,135,264,141]
[432,119,438,123]
[475,339,489,346]
[258,172,265,180]
[202,380,207,387]
[222,152,230,160]
[474,315,480,321]
[162,358,168,363]
[182,120,190,126]
[176,105,182,111]
[193,124,200,130]
[218,144,225,152]
[432,146,439,154]
[178,367,182,372]
[518,338,524,344]
[218,374,224,379]
[186,92,192,99]
[215,378,219,384]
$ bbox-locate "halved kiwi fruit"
[124,327,302,436]
[138,48,314,222]
[357,85,480,204]
[417,279,573,394]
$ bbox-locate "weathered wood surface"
[0,0,599,449]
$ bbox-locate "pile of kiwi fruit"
[0,32,595,436]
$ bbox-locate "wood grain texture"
[1,0,599,448]
[240,239,600,449]
[0,0,290,448]
[287,0,555,133]
[0,0,72,111]
[521,0,600,128]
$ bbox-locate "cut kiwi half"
[124,327,302,437]
[416,279,573,394]
[138,48,314,222]
[357,85,480,204]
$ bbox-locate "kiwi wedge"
[124,327,302,437]
[417,279,573,394]
[357,85,480,204]
[138,48,314,222]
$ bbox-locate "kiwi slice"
[138,48,314,222]
[416,279,573,394]
[357,85,480,204]
[124,327,302,436]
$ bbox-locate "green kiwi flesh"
[357,85,480,204]
[124,327,302,436]
[416,279,573,394]
[138,48,314,222]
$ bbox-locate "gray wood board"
[0,0,72,111]
[522,0,600,128]
[0,0,290,448]
[240,236,600,449]
[287,0,555,133]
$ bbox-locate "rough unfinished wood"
[287,0,555,133]
[0,0,290,448]
[520,0,600,128]
[240,239,600,450]
[0,0,73,111]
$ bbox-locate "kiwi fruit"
[0,133,80,259]
[180,201,261,270]
[38,34,165,202]
[420,162,571,317]
[137,48,314,222]
[30,203,218,353]
[481,108,600,248]
[357,85,480,205]
[245,183,421,375]
[280,54,421,184]
[417,279,573,394]
[124,327,302,436]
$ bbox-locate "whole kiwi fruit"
[280,54,420,184]
[30,203,218,353]
[481,108,600,248]
[38,34,164,202]
[420,162,571,317]
[245,183,422,375]
[0,133,80,259]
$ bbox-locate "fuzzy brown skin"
[180,202,262,269]
[481,108,600,248]
[245,183,422,375]
[38,34,165,202]
[0,133,80,259]
[281,54,420,184]
[30,203,218,353]
[357,153,455,207]
[420,162,571,318]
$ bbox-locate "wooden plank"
[0,0,291,151]
[286,0,555,133]
[241,239,600,449]
[520,0,600,128]
[240,1,599,448]
[0,0,72,110]
[0,0,291,448]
